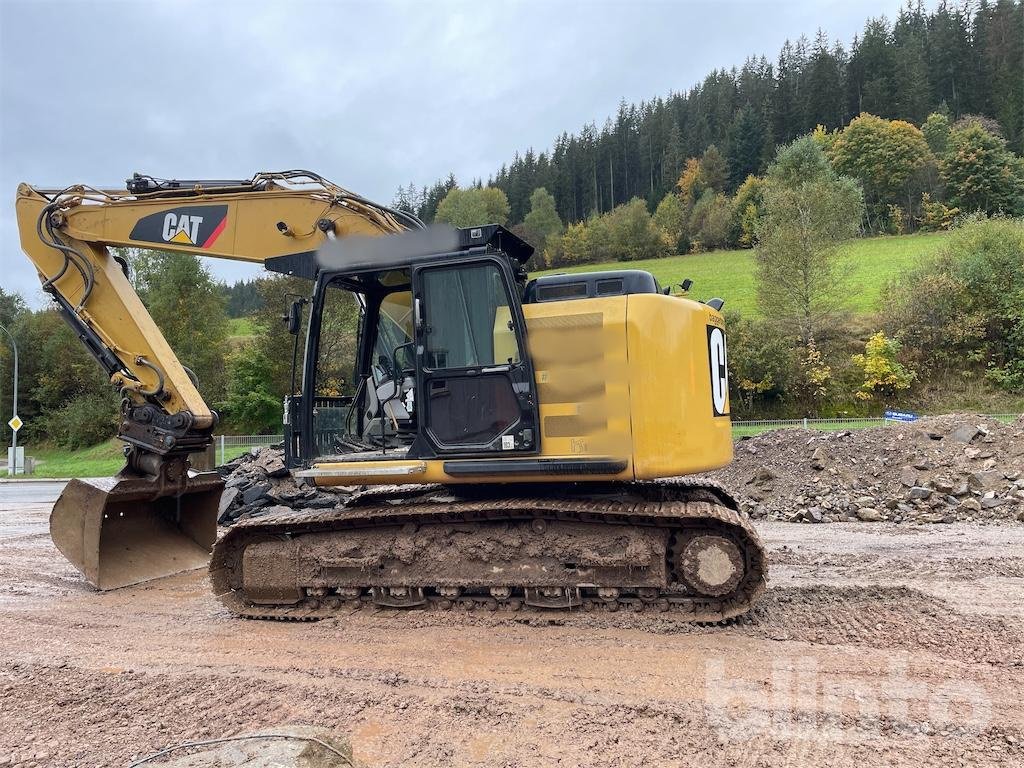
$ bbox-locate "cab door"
[411,256,539,457]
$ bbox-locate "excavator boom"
[15,171,413,588]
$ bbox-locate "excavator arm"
[14,170,416,588]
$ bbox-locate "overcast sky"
[1,0,907,306]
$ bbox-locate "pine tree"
[726,107,766,190]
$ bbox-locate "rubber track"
[210,480,767,623]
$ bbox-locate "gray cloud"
[1,0,903,306]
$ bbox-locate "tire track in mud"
[2,660,1021,768]
[284,584,1024,666]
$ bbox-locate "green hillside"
[533,232,948,316]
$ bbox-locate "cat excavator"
[14,170,765,620]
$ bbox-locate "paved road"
[0,480,67,505]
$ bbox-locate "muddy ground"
[1,489,1022,767]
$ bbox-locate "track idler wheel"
[674,534,745,597]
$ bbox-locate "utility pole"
[0,323,18,475]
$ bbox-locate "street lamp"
[0,323,18,475]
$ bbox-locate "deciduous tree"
[755,137,864,345]
[434,186,511,227]
[942,122,1024,215]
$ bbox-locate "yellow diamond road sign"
[8,415,22,432]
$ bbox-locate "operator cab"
[273,225,539,468]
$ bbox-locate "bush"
[852,331,916,402]
[688,191,733,250]
[543,199,669,267]
[45,393,119,450]
[724,311,793,417]
[883,216,1024,390]
[918,193,959,231]
[220,348,283,434]
[730,175,764,247]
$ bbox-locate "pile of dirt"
[709,414,1024,525]
[215,448,351,524]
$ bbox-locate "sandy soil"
[1,495,1022,768]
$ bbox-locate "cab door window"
[417,261,535,452]
[422,263,520,370]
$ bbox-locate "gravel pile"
[215,447,351,525]
[709,414,1024,524]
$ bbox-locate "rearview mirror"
[284,299,304,335]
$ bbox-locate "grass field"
[13,439,264,479]
[228,316,255,336]
[533,232,949,316]
[24,440,125,478]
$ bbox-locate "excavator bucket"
[49,471,223,590]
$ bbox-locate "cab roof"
[266,224,533,281]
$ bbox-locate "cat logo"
[128,204,228,250]
[707,325,729,417]
[162,212,203,245]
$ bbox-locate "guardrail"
[213,413,1021,464]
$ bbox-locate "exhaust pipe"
[50,470,223,590]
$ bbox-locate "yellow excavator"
[15,170,765,620]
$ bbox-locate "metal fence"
[215,434,284,465]
[731,413,1020,436]
[213,413,1021,464]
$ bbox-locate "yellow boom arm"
[15,171,410,434]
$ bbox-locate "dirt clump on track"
[2,484,1023,767]
[710,414,1024,525]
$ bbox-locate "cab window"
[422,263,520,370]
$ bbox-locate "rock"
[1017,510,1024,522]
[260,454,290,478]
[810,447,826,471]
[968,471,1002,491]
[981,496,1005,509]
[304,494,341,509]
[248,504,292,518]
[951,424,982,443]
[964,446,981,459]
[958,497,982,513]
[217,487,240,519]
[226,474,253,489]
[857,507,884,522]
[154,725,352,768]
[899,467,918,487]
[242,482,272,504]
[982,458,997,471]
[932,478,955,494]
[750,466,775,485]
[808,507,823,523]
[908,486,932,500]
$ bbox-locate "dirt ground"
[1,491,1022,768]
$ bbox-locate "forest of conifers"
[393,0,1022,226]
